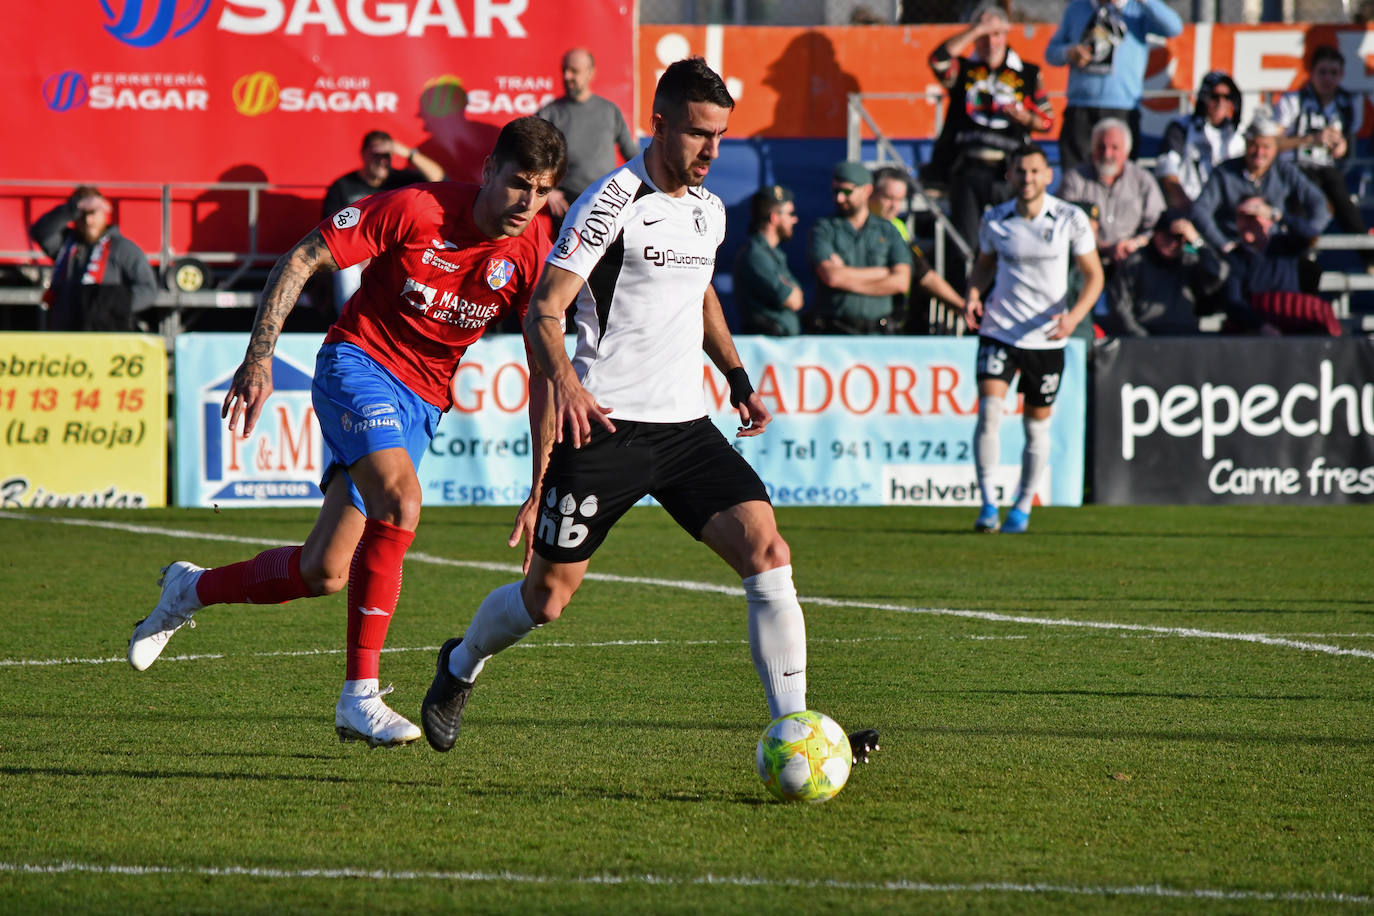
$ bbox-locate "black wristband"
[726,367,754,407]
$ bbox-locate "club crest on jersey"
[692,207,707,235]
[484,258,515,290]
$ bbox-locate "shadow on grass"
[0,765,773,804]
[0,764,436,788]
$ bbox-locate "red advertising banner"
[637,23,1374,141]
[1,0,635,262]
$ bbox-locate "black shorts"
[975,336,1065,408]
[532,416,771,563]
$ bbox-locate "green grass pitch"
[1,505,1372,914]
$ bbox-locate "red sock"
[195,546,309,606]
[345,518,415,681]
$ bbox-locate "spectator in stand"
[808,161,912,334]
[1058,118,1166,273]
[29,186,157,332]
[1274,46,1373,264]
[1045,0,1183,172]
[870,167,912,240]
[322,130,444,312]
[927,5,1053,284]
[1103,208,1228,336]
[1155,70,1246,211]
[1222,195,1340,335]
[868,166,965,332]
[733,185,804,336]
[1191,111,1330,253]
[537,47,638,223]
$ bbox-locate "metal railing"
[0,177,326,288]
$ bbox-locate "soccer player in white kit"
[963,144,1103,533]
[421,58,879,767]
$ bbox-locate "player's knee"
[521,578,576,625]
[366,489,423,530]
[300,561,347,597]
[747,534,791,576]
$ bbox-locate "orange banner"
[638,23,1374,140]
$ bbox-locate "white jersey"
[977,193,1096,350]
[550,153,726,423]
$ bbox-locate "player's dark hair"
[1310,45,1344,70]
[1009,143,1048,168]
[490,116,570,187]
[360,130,392,150]
[652,57,734,122]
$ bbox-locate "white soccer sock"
[340,678,379,699]
[744,564,807,720]
[1015,416,1053,513]
[973,396,1004,506]
[449,582,539,683]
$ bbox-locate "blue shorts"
[312,342,442,514]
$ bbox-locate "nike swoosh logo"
[357,607,390,617]
[430,238,460,249]
[643,218,665,226]
[782,669,803,677]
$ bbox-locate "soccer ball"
[756,710,852,802]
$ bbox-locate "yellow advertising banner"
[0,333,167,508]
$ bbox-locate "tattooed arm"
[222,228,337,438]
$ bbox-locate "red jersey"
[320,182,549,409]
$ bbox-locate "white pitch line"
[2,511,1371,661]
[0,861,1369,905]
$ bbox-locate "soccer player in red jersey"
[128,117,568,748]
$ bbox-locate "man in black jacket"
[1104,208,1228,336]
[29,186,158,332]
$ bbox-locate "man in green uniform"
[733,185,804,335]
[808,161,912,334]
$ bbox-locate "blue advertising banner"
[714,337,1086,509]
[173,333,1087,508]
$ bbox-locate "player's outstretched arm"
[522,263,614,448]
[223,229,337,439]
[509,364,555,573]
[702,284,771,437]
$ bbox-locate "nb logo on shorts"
[537,487,598,549]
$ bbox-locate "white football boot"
[335,683,423,748]
[128,561,206,671]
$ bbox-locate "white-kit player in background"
[420,57,879,765]
[963,143,1103,533]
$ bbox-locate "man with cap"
[808,161,913,334]
[1191,109,1330,252]
[1103,207,1229,336]
[733,184,804,335]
